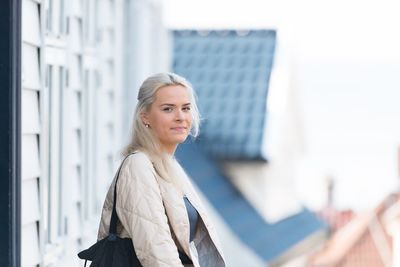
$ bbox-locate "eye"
[162,107,173,112]
[183,106,191,112]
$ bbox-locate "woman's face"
[142,85,193,154]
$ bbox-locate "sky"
[164,0,400,63]
[163,0,400,211]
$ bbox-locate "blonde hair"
[122,72,200,193]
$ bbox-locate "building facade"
[18,0,169,266]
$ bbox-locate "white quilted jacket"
[97,152,226,267]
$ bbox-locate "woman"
[97,73,226,266]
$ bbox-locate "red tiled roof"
[317,208,355,231]
[310,194,399,267]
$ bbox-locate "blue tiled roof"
[176,141,326,263]
[172,30,276,161]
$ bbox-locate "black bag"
[77,155,143,267]
[77,154,193,266]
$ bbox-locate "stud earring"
[145,124,150,128]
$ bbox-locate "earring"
[145,124,150,128]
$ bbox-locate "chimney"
[398,146,400,189]
[326,175,335,208]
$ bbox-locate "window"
[84,0,93,44]
[82,68,99,220]
[45,0,66,36]
[44,65,66,245]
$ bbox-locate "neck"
[162,144,177,156]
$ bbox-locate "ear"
[140,112,149,125]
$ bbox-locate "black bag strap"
[109,153,135,234]
[107,152,193,264]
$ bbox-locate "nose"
[175,109,185,121]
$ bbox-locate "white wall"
[21,1,42,264]
[123,0,171,141]
[21,0,126,265]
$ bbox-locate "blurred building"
[173,30,327,266]
[310,193,400,267]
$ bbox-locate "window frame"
[40,46,68,264]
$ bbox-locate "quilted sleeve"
[115,153,184,267]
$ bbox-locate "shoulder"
[121,151,153,174]
[119,151,158,186]
[124,151,153,168]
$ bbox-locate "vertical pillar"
[0,0,21,266]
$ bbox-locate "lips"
[171,127,187,132]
